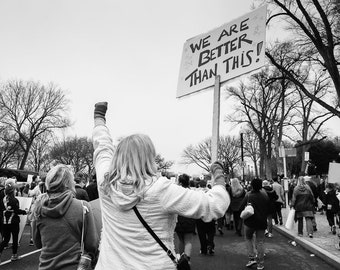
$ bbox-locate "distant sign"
[177,5,267,98]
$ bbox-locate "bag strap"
[80,200,85,255]
[132,206,177,264]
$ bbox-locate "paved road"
[0,224,337,269]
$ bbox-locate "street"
[0,223,337,270]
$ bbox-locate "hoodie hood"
[109,178,156,211]
[41,190,74,218]
[263,185,274,192]
[296,184,308,193]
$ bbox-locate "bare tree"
[0,80,71,169]
[242,128,260,178]
[263,0,340,116]
[181,136,240,176]
[226,69,295,179]
[49,136,94,176]
[26,132,55,172]
[0,128,20,168]
[155,154,174,174]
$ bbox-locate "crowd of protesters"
[0,101,338,270]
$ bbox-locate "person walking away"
[31,164,98,270]
[224,183,234,231]
[230,178,246,236]
[0,179,5,239]
[262,180,278,238]
[240,178,269,270]
[0,178,28,262]
[322,183,340,235]
[92,102,229,270]
[305,176,318,231]
[27,176,42,246]
[291,176,315,238]
[175,174,195,268]
[74,172,90,201]
[195,183,216,256]
[86,174,99,201]
[272,177,284,225]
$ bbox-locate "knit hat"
[5,178,16,194]
[262,180,270,187]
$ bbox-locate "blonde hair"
[230,178,243,196]
[297,176,306,186]
[45,164,75,194]
[106,134,158,195]
[32,164,75,220]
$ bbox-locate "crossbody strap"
[132,206,177,264]
[80,200,85,255]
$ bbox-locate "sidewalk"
[273,207,340,269]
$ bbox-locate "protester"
[31,164,98,270]
[229,177,246,236]
[86,174,99,201]
[195,184,217,256]
[224,182,234,231]
[291,176,315,238]
[74,172,90,201]
[92,102,229,270]
[0,178,6,239]
[321,183,340,235]
[305,176,318,231]
[175,174,196,268]
[27,175,42,246]
[240,178,269,270]
[272,177,285,225]
[0,178,28,262]
[262,180,278,238]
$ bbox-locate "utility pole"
[241,132,245,181]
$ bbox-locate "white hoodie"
[93,124,229,270]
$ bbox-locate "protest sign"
[328,162,340,184]
[177,5,266,98]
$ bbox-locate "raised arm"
[92,102,115,185]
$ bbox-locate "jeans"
[297,217,313,235]
[267,214,273,233]
[196,219,215,253]
[273,202,283,224]
[244,225,265,264]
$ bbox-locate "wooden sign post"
[211,75,221,163]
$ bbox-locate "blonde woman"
[230,178,246,236]
[31,164,98,270]
[92,102,230,270]
[291,176,315,238]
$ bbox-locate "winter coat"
[32,191,98,270]
[93,123,229,270]
[272,182,284,204]
[263,186,278,216]
[2,195,26,225]
[322,189,340,214]
[240,190,269,230]
[230,188,246,212]
[291,184,315,218]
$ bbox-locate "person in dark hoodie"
[230,178,246,237]
[240,178,269,270]
[322,183,340,235]
[74,172,90,201]
[291,176,315,238]
[262,180,278,238]
[31,164,98,270]
[0,178,27,262]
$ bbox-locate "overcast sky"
[1,0,338,175]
